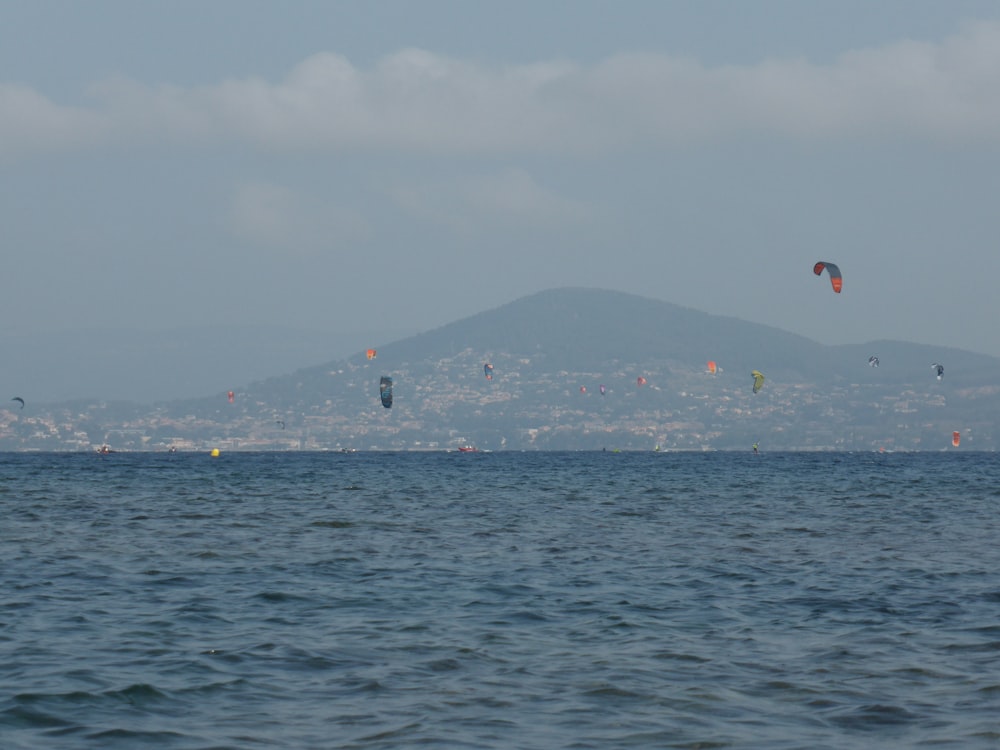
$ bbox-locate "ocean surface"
[1,451,998,749]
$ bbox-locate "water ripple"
[1,451,999,748]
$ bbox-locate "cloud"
[0,84,105,157]
[3,20,1000,158]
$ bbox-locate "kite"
[380,376,393,408]
[813,261,843,293]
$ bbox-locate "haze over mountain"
[0,325,415,403]
[4,288,997,452]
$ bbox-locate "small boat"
[457,446,478,453]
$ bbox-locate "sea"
[1,450,998,749]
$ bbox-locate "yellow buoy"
[210,448,220,457]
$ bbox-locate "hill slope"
[354,288,996,388]
[377,288,831,381]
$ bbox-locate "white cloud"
[3,21,1000,157]
[0,84,105,157]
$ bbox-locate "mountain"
[372,289,997,386]
[380,287,831,379]
[4,288,1000,451]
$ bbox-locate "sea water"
[0,451,998,749]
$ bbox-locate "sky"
[2,0,1000,401]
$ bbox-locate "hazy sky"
[3,0,1000,398]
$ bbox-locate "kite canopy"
[11,396,24,409]
[751,370,765,394]
[813,261,843,293]
[379,376,393,408]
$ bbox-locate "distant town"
[3,289,997,451]
[1,358,989,453]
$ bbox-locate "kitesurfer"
[752,442,759,455]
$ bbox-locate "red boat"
[457,446,478,453]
